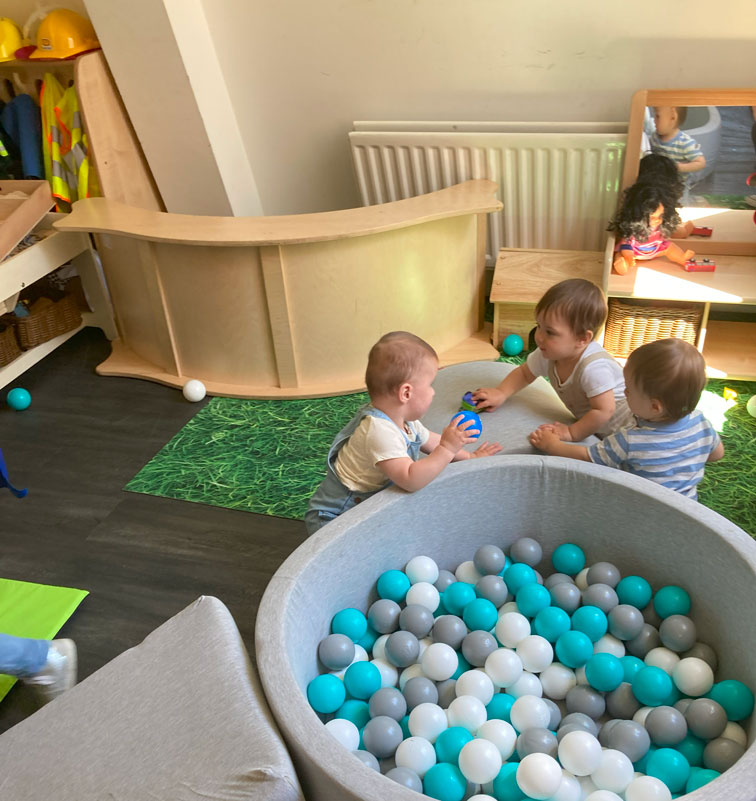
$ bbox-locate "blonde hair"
[535,279,608,337]
[626,338,706,421]
[365,331,438,398]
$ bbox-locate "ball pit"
[256,457,756,801]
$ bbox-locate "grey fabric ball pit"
[256,457,756,801]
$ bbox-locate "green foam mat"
[0,578,88,700]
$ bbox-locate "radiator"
[349,123,627,264]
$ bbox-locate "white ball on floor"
[747,394,756,417]
[182,379,206,402]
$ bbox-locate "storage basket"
[604,298,703,358]
[14,292,82,350]
[0,318,21,367]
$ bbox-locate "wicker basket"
[0,319,21,366]
[14,292,82,350]
[604,298,703,359]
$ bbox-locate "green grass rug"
[0,578,88,700]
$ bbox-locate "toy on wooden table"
[684,258,716,272]
[691,226,713,237]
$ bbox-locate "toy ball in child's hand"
[451,410,481,439]
[461,391,478,412]
[747,395,756,418]
[6,387,31,411]
[182,379,207,402]
[502,334,524,356]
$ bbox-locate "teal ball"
[423,762,467,801]
[616,575,653,609]
[552,543,586,575]
[307,673,345,713]
[6,387,31,410]
[502,334,524,356]
[376,569,411,603]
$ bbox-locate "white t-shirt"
[335,415,430,492]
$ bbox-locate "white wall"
[200,0,756,215]
[2,0,89,28]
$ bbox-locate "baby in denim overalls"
[305,331,501,534]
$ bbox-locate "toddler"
[473,279,634,442]
[529,338,724,500]
[649,106,706,193]
[305,331,501,534]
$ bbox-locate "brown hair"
[535,279,607,337]
[625,338,706,420]
[365,331,438,398]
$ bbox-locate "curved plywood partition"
[55,180,502,398]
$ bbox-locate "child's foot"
[22,639,77,704]
[613,255,630,275]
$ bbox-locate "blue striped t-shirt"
[587,410,720,500]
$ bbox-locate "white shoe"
[22,638,77,704]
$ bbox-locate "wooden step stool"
[490,248,605,348]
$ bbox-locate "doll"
[607,182,694,275]
[636,153,694,238]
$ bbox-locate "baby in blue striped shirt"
[529,338,724,499]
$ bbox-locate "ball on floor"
[182,379,206,402]
[6,387,31,410]
[502,334,524,356]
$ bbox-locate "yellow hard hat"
[0,18,25,62]
[28,8,99,60]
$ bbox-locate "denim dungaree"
[304,405,423,535]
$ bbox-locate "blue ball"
[620,655,646,683]
[452,651,472,681]
[515,582,551,618]
[451,410,481,440]
[331,608,368,642]
[585,652,624,692]
[632,665,674,706]
[571,605,608,643]
[357,625,379,651]
[492,762,522,801]
[443,582,477,616]
[616,575,653,609]
[555,630,594,668]
[552,543,586,575]
[6,387,31,411]
[435,726,473,764]
[646,747,691,793]
[503,562,537,595]
[423,762,467,801]
[486,691,515,722]
[533,606,572,642]
[708,679,755,720]
[399,713,411,739]
[463,597,498,631]
[336,699,370,728]
[376,569,411,603]
[344,661,381,700]
[307,673,345,713]
[502,333,524,356]
[686,767,720,793]
[676,733,705,768]
[653,585,691,618]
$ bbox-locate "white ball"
[624,775,672,801]
[484,648,523,688]
[575,567,590,590]
[455,560,483,584]
[590,749,634,793]
[516,753,563,800]
[632,706,653,726]
[585,792,623,801]
[672,656,714,696]
[459,738,503,785]
[405,555,439,585]
[645,647,680,675]
[577,775,598,798]
[476,719,517,760]
[394,735,436,778]
[417,637,432,660]
[516,635,554,673]
[495,612,531,648]
[447,695,487,734]
[421,642,458,681]
[747,394,756,418]
[593,634,625,657]
[405,581,440,612]
[510,695,551,732]
[498,600,519,614]
[551,771,582,801]
[324,718,360,750]
[456,669,495,705]
[508,671,542,698]
[575,666,588,685]
[372,634,390,662]
[467,796,497,801]
[408,702,448,743]
[540,663,577,700]
[399,663,425,690]
[353,644,369,662]
[558,730,602,776]
[722,721,748,747]
[371,657,398,688]
[181,379,206,402]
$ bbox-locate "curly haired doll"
[608,182,694,275]
[636,153,694,238]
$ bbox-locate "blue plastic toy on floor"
[0,447,27,498]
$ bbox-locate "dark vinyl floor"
[0,328,306,732]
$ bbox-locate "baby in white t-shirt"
[473,279,633,441]
[305,332,501,534]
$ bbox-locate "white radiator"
[349,123,628,264]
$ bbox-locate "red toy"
[690,226,713,237]
[684,258,716,272]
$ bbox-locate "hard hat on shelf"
[28,8,100,60]
[0,18,27,62]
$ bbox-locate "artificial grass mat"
[125,372,756,536]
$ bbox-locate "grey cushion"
[256,457,756,801]
[0,596,304,801]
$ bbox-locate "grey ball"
[352,749,380,771]
[367,599,401,634]
[462,630,498,666]
[625,623,661,658]
[476,574,509,607]
[434,570,457,593]
[598,718,621,746]
[379,756,396,774]
[566,685,606,720]
[432,615,468,650]
[403,677,439,711]
[516,727,558,759]
[703,737,746,772]
[385,766,423,792]
[560,711,600,737]
[544,573,574,590]
[549,582,582,614]
[642,603,663,628]
[542,697,562,730]
[608,605,645,641]
[659,615,697,653]
[474,544,507,575]
[317,633,355,670]
[362,715,403,758]
[606,719,651,762]
[581,583,619,613]
[436,678,457,709]
[683,641,718,672]
[685,698,728,741]
[606,682,641,720]
[645,705,688,746]
[385,630,420,668]
[369,687,407,721]
[557,723,592,742]
[400,604,435,638]
[510,537,543,567]
[587,561,621,588]
[674,698,694,716]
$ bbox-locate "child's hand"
[440,414,479,455]
[470,441,502,458]
[471,387,505,412]
[537,421,573,441]
[529,427,560,453]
